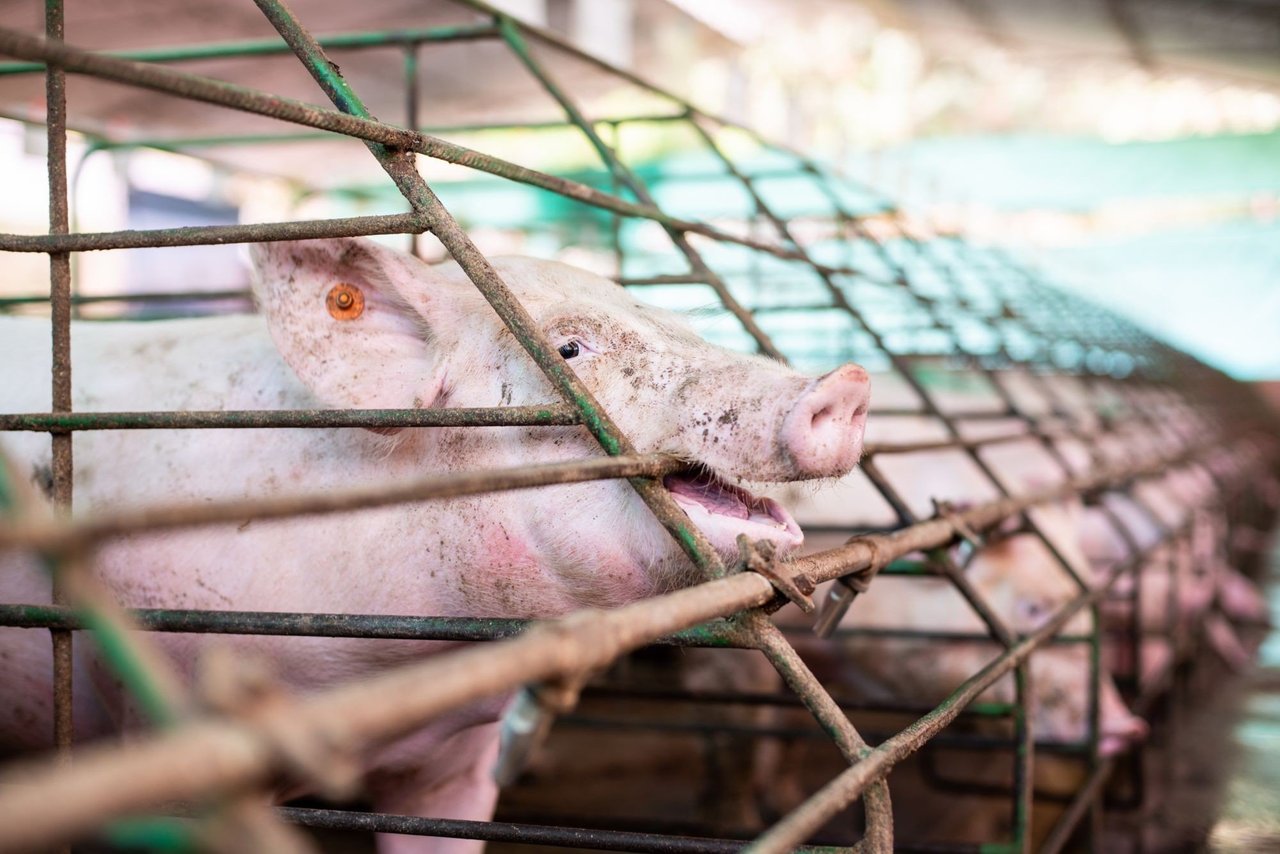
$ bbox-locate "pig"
[790,536,1149,756]
[761,540,1147,847]
[0,236,871,853]
[1078,465,1264,680]
[765,374,1149,754]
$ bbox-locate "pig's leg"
[369,723,501,854]
[0,551,114,749]
[1203,613,1253,672]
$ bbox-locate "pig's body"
[0,238,870,853]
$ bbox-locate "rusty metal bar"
[0,28,868,281]
[748,616,893,851]
[1037,756,1117,854]
[0,212,428,253]
[0,454,683,552]
[0,405,580,432]
[0,442,1220,852]
[744,542,1162,854]
[0,22,500,76]
[43,0,74,764]
[277,805,837,853]
[495,20,785,362]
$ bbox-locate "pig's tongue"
[662,471,799,540]
[665,473,752,520]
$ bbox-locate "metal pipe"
[0,211,428,253]
[0,446,1211,852]
[0,22,500,75]
[744,544,1155,854]
[0,28,864,282]
[0,405,580,432]
[496,20,785,362]
[0,454,683,552]
[277,806,838,853]
[43,0,74,763]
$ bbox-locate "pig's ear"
[250,237,450,410]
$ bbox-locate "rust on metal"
[0,3,1274,853]
[738,535,815,614]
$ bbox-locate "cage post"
[43,0,74,765]
[404,41,420,258]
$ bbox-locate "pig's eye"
[558,341,581,359]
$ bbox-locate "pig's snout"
[1098,713,1150,757]
[780,364,870,478]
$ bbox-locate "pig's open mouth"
[664,468,804,554]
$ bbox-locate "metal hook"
[492,676,584,787]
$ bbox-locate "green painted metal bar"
[681,121,1142,853]
[0,405,579,431]
[247,0,727,581]
[75,113,688,154]
[1,462,184,731]
[0,603,746,649]
[0,22,500,76]
[0,27,866,277]
[101,816,195,853]
[743,533,1171,854]
[68,575,185,728]
[0,446,1239,851]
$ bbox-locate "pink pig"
[768,377,1148,756]
[0,237,870,852]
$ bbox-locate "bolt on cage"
[0,1,1276,852]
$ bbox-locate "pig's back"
[0,314,320,513]
[1,314,290,409]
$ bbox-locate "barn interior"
[0,1,1278,853]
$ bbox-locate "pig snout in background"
[732,372,1166,843]
[1079,466,1271,684]
[0,236,872,852]
[784,531,1147,759]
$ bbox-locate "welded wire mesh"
[0,1,1276,853]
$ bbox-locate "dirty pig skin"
[0,237,871,853]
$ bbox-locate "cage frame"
[0,1,1275,852]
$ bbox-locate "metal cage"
[0,1,1277,852]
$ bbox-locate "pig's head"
[1032,649,1149,756]
[966,521,1090,636]
[249,238,869,606]
[967,523,1147,755]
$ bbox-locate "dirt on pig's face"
[431,255,872,600]
[251,240,870,612]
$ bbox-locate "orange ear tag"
[326,283,365,320]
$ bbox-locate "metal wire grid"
[0,0,1274,851]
